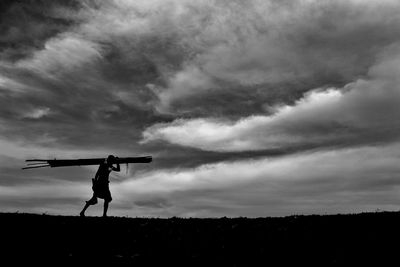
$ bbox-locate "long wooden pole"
[23,156,152,170]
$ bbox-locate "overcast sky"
[2,0,400,217]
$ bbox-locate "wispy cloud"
[16,34,102,75]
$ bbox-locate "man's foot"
[80,211,85,217]
[102,214,107,218]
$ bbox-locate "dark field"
[2,211,400,266]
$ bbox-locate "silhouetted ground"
[1,211,400,266]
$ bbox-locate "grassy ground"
[1,211,400,265]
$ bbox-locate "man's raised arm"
[112,159,120,172]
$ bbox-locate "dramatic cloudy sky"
[2,0,400,217]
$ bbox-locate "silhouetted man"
[80,155,120,217]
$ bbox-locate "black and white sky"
[2,0,400,217]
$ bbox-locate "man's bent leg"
[80,195,98,217]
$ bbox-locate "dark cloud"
[2,0,400,216]
[0,0,80,61]
[3,0,400,151]
[148,0,400,114]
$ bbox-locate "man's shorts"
[88,179,112,203]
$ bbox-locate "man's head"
[107,155,116,164]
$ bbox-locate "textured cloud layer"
[143,45,400,152]
[2,0,400,217]
[2,0,400,149]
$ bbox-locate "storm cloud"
[1,0,400,217]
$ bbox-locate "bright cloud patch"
[16,34,102,75]
[142,89,345,151]
[22,107,51,119]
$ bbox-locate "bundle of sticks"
[22,156,152,170]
